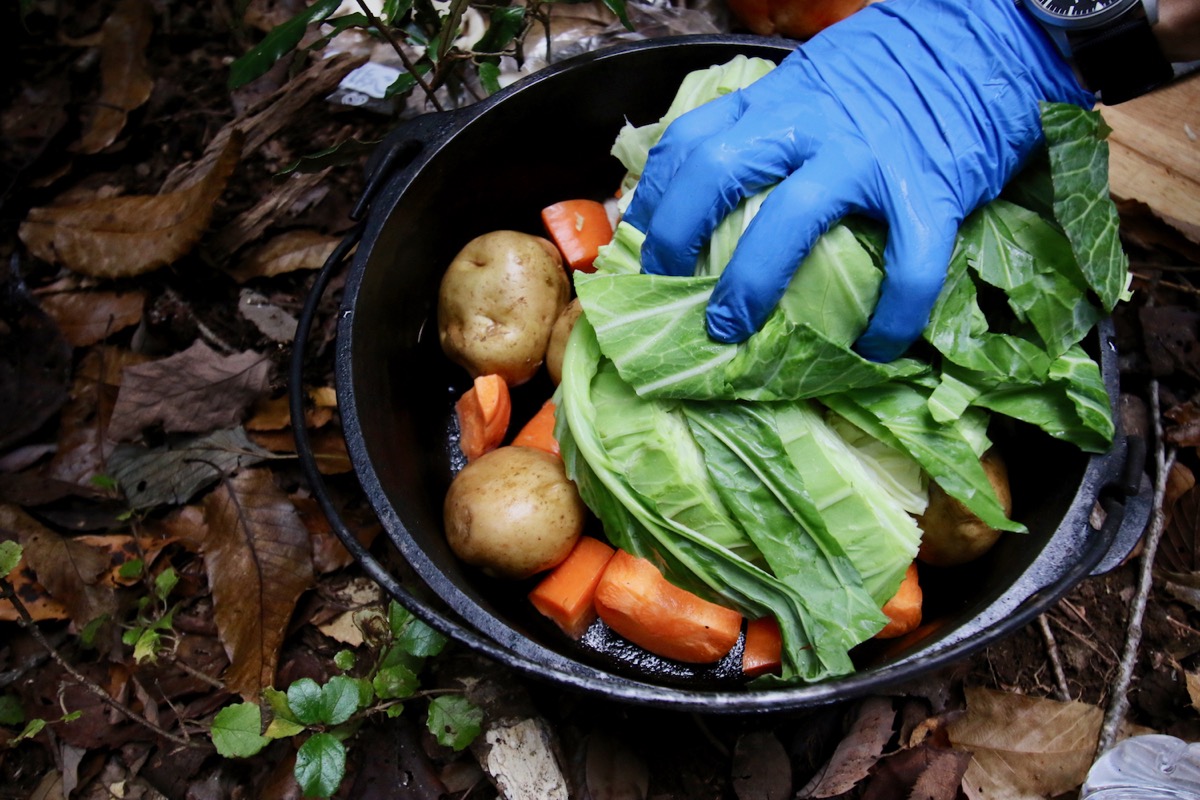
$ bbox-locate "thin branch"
[1038,613,1071,702]
[353,0,443,112]
[0,575,204,750]
[1096,379,1177,756]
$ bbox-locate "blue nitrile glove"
[623,0,1093,362]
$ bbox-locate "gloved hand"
[623,0,1092,362]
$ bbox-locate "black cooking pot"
[290,34,1152,713]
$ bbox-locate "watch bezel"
[1021,0,1146,31]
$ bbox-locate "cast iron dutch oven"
[290,34,1153,713]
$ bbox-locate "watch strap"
[1068,9,1174,104]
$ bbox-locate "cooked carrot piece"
[528,536,617,639]
[742,616,782,678]
[455,374,511,462]
[541,199,613,273]
[594,550,743,663]
[511,399,559,457]
[875,562,923,639]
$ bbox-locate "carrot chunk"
[541,199,613,273]
[742,616,782,678]
[528,536,617,639]
[875,562,923,639]
[511,399,559,457]
[594,550,743,663]
[455,374,511,462]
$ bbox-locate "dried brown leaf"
[1139,305,1200,382]
[798,696,896,798]
[228,230,340,283]
[1159,483,1200,574]
[108,340,272,441]
[586,731,649,800]
[201,468,314,697]
[1165,400,1200,448]
[246,391,334,432]
[18,131,243,278]
[731,730,791,800]
[76,0,155,154]
[1,504,117,626]
[250,427,351,474]
[39,289,145,347]
[949,686,1101,800]
[860,744,971,800]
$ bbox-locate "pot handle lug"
[288,220,537,669]
[1088,433,1151,576]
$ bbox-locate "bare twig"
[1038,613,1071,702]
[0,575,204,750]
[1096,379,1177,756]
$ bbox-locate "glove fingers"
[706,152,859,343]
[622,94,745,238]
[639,112,814,277]
[853,206,959,362]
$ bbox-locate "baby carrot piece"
[511,399,558,457]
[528,536,616,639]
[541,199,613,273]
[594,550,743,664]
[455,374,511,462]
[742,616,782,678]
[875,562,923,639]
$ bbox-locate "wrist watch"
[1019,0,1175,104]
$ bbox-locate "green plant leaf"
[10,717,45,745]
[372,663,419,701]
[426,695,482,751]
[333,649,355,671]
[0,694,24,726]
[79,615,107,648]
[264,687,299,723]
[318,676,361,726]
[286,678,324,725]
[295,732,347,798]
[477,60,501,95]
[154,567,179,600]
[391,603,447,657]
[265,717,306,739]
[600,0,632,30]
[385,703,405,719]
[472,6,524,54]
[130,628,161,663]
[117,558,144,580]
[211,702,270,758]
[228,0,344,89]
[0,540,22,579]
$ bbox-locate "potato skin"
[545,298,583,386]
[917,449,1012,567]
[443,446,586,580]
[438,231,569,386]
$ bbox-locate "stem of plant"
[352,0,443,112]
[0,575,203,749]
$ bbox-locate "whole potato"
[917,449,1013,566]
[438,231,569,386]
[545,298,583,386]
[443,445,586,579]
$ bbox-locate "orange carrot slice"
[455,374,511,462]
[511,399,558,457]
[528,536,617,639]
[875,562,923,639]
[594,550,743,663]
[742,616,782,678]
[541,199,613,273]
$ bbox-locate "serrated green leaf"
[0,694,24,726]
[265,717,306,739]
[294,732,347,798]
[387,601,412,638]
[352,677,374,709]
[319,676,361,726]
[372,663,419,701]
[228,0,344,89]
[426,695,482,751]
[131,628,161,663]
[333,650,356,671]
[287,678,324,725]
[0,540,22,579]
[211,703,270,758]
[396,617,447,659]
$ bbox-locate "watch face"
[1030,0,1129,19]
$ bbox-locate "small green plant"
[211,600,483,798]
[121,566,181,664]
[229,0,631,103]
